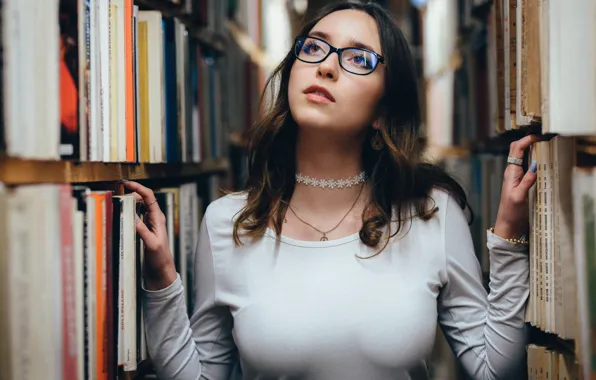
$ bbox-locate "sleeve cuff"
[142,273,182,300]
[487,230,529,253]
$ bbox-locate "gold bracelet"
[488,227,529,245]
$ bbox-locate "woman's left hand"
[493,134,543,240]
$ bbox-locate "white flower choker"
[295,171,367,189]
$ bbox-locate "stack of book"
[419,0,596,378]
[0,0,237,379]
[1,0,234,163]
[0,181,207,379]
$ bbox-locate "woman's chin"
[292,111,339,131]
[293,117,363,137]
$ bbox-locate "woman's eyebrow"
[308,30,378,52]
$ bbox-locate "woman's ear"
[372,119,380,130]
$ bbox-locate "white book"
[109,1,119,162]
[115,195,138,371]
[515,0,533,126]
[503,0,513,131]
[133,5,141,162]
[115,197,125,365]
[89,0,102,161]
[539,0,550,132]
[48,187,63,380]
[572,168,595,378]
[5,187,35,380]
[422,0,457,151]
[99,0,111,161]
[16,185,62,380]
[548,0,596,135]
[2,0,60,159]
[2,0,25,156]
[46,0,61,159]
[0,184,8,379]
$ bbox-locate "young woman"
[124,2,540,379]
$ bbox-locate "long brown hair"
[232,1,471,255]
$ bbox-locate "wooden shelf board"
[191,27,227,53]
[135,0,183,14]
[0,157,229,185]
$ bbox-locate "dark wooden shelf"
[123,359,154,380]
[0,157,229,185]
[527,323,576,356]
[135,0,182,15]
[134,0,227,53]
[191,27,227,53]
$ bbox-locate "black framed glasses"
[293,36,385,76]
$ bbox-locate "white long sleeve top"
[143,188,530,380]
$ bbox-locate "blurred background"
[0,0,592,379]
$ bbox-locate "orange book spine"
[91,193,107,380]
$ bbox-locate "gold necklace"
[287,184,364,241]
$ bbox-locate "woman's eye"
[303,43,321,54]
[351,55,372,68]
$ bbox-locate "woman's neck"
[291,130,367,213]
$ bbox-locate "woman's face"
[288,9,386,137]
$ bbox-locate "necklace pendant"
[320,235,328,241]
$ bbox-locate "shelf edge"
[0,157,229,185]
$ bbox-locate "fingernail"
[119,179,129,183]
[135,214,140,223]
[530,160,537,173]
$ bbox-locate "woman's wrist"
[493,223,520,240]
[490,222,529,245]
[144,260,178,291]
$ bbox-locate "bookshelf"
[0,0,262,378]
[411,0,596,378]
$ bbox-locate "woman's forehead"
[309,9,381,52]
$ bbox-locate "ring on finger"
[145,198,158,207]
[507,156,523,166]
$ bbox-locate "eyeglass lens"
[295,37,379,75]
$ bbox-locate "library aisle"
[0,0,594,379]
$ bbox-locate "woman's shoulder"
[409,186,467,228]
[412,161,469,220]
[427,185,470,227]
[428,186,453,212]
[203,191,248,233]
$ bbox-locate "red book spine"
[60,185,78,380]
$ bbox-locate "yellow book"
[137,21,150,162]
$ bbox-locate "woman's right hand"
[122,180,178,290]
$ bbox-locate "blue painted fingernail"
[530,160,537,173]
